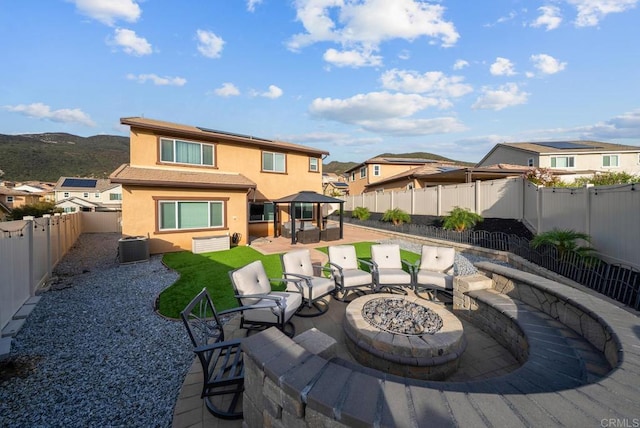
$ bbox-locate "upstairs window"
[350,172,356,182]
[360,166,367,178]
[7,196,14,203]
[83,192,89,198]
[309,157,319,172]
[550,156,575,168]
[262,151,286,173]
[602,154,619,168]
[63,192,70,198]
[158,200,225,231]
[110,193,122,201]
[527,158,534,167]
[160,138,214,166]
[95,192,100,198]
[249,202,274,222]
[373,164,381,176]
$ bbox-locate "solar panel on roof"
[197,127,272,143]
[62,178,98,188]
[534,141,601,150]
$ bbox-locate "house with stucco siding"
[110,117,328,254]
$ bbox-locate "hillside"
[323,152,474,175]
[0,133,130,182]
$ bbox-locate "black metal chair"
[180,288,246,420]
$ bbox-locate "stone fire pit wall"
[240,264,639,427]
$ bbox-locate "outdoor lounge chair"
[412,245,455,301]
[281,249,336,316]
[180,288,246,420]
[370,244,413,295]
[228,260,303,337]
[328,245,375,301]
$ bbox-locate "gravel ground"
[0,233,193,428]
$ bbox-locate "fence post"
[437,185,442,216]
[23,216,35,295]
[536,185,543,233]
[411,187,415,215]
[584,184,593,236]
[43,214,52,280]
[475,180,481,214]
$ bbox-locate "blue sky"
[2,0,640,163]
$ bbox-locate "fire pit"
[343,294,465,380]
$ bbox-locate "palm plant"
[442,207,483,232]
[352,206,371,220]
[530,228,595,258]
[381,208,411,226]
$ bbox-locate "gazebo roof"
[272,190,344,204]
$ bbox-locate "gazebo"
[272,191,345,244]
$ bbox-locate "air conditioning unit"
[118,236,150,264]
[192,234,230,254]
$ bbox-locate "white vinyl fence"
[0,211,121,332]
[342,177,640,269]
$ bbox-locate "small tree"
[8,201,62,220]
[530,228,595,258]
[442,207,483,232]
[351,206,370,221]
[381,208,411,226]
[523,167,562,187]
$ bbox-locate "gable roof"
[54,177,119,192]
[478,141,640,166]
[120,117,329,157]
[110,164,256,190]
[344,156,450,174]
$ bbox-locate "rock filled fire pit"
[344,294,466,380]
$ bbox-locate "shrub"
[351,206,370,221]
[571,171,640,187]
[381,208,411,226]
[530,228,595,258]
[8,201,62,220]
[523,167,562,187]
[442,207,483,232]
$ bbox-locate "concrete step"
[0,337,11,360]
[2,318,26,338]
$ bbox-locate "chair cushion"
[416,270,453,290]
[242,291,302,323]
[230,260,271,305]
[419,246,455,273]
[371,244,402,269]
[341,269,373,288]
[377,268,412,285]
[287,276,335,300]
[282,249,315,277]
[328,245,359,270]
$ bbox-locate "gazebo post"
[290,202,297,244]
[339,202,344,239]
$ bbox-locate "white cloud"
[472,83,529,111]
[126,73,186,86]
[214,83,240,97]
[71,0,141,26]
[490,57,516,76]
[196,30,224,58]
[530,54,567,75]
[484,10,518,27]
[259,85,283,99]
[288,0,459,66]
[380,69,473,99]
[323,48,383,68]
[453,59,469,70]
[111,28,152,56]
[309,91,442,122]
[574,109,640,138]
[531,5,563,30]
[247,0,263,12]
[356,117,467,136]
[566,0,638,27]
[3,102,95,127]
[398,50,411,60]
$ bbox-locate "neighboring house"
[345,157,460,195]
[477,141,640,175]
[53,177,122,213]
[110,117,329,254]
[364,163,465,193]
[13,181,56,202]
[0,186,41,220]
[322,172,349,196]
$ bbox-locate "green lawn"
[159,242,420,319]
